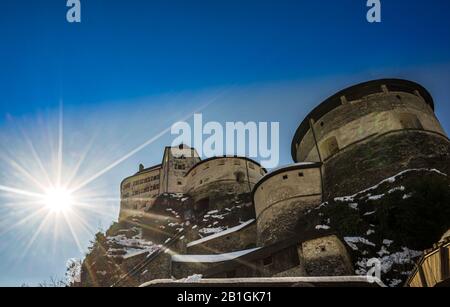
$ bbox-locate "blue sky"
[0,0,449,286]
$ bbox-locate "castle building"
[291,79,450,199]
[119,145,266,221]
[119,145,200,220]
[253,162,323,246]
[110,78,449,287]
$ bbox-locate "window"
[282,175,288,180]
[298,172,304,177]
[235,171,245,183]
[177,181,182,186]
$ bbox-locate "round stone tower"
[291,79,450,200]
[253,162,323,246]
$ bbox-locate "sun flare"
[43,187,74,213]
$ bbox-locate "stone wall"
[119,166,161,220]
[301,235,353,276]
[295,89,445,163]
[253,164,323,246]
[187,222,257,255]
[160,145,200,194]
[322,130,450,199]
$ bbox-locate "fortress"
[81,79,450,287]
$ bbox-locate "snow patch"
[172,247,261,263]
[188,219,255,247]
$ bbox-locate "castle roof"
[291,79,435,162]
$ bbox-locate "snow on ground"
[378,247,423,274]
[179,274,203,283]
[198,226,227,235]
[366,229,375,236]
[107,230,160,259]
[344,237,376,251]
[188,219,255,247]
[348,203,358,210]
[65,258,82,285]
[334,168,447,202]
[172,247,261,263]
[363,211,376,216]
[315,225,331,230]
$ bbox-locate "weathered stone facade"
[88,78,448,288]
[253,163,323,246]
[291,79,450,199]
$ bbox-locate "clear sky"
[0,0,449,286]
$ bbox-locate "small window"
[177,181,182,185]
[235,172,245,183]
[199,180,203,185]
[263,256,273,266]
[298,172,304,177]
[320,122,325,127]
[282,175,288,180]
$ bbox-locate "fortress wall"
[119,167,161,220]
[297,91,446,163]
[292,80,450,200]
[253,164,322,246]
[184,157,266,210]
[186,222,257,255]
[160,146,200,194]
[322,130,450,199]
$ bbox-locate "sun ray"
[0,184,44,199]
[0,154,48,192]
[20,211,53,259]
[17,125,53,188]
[0,205,48,237]
[71,98,217,193]
[56,102,64,187]
[62,210,84,253]
[64,134,97,188]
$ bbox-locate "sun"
[43,187,74,213]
